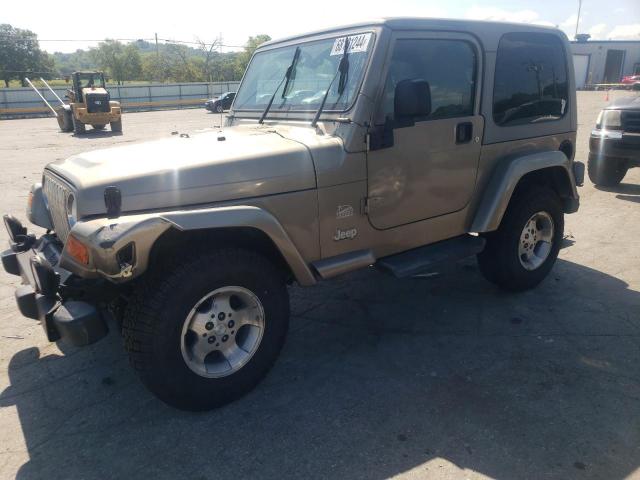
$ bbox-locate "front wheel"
[588,154,627,186]
[123,248,289,411]
[477,185,564,292]
[215,104,224,113]
[72,114,85,134]
[110,118,123,133]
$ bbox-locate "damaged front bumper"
[2,215,109,346]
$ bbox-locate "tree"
[235,35,271,77]
[90,40,143,84]
[0,24,54,87]
[141,53,167,82]
[122,44,142,81]
[197,37,221,82]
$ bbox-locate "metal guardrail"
[0,81,241,119]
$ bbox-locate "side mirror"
[394,79,431,119]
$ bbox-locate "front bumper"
[589,131,640,167]
[2,215,108,346]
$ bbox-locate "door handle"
[455,122,473,144]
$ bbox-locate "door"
[367,34,483,230]
[573,54,589,89]
[223,93,235,109]
[603,49,625,84]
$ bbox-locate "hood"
[606,95,640,111]
[47,126,317,217]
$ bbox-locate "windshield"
[77,73,105,89]
[234,32,373,112]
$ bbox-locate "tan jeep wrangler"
[2,18,583,411]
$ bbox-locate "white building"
[570,39,640,88]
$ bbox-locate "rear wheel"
[588,154,627,186]
[110,118,123,133]
[477,185,564,292]
[123,248,289,411]
[72,114,85,134]
[57,109,73,132]
[93,124,106,130]
[62,110,73,132]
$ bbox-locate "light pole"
[575,0,583,39]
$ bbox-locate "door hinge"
[361,197,370,215]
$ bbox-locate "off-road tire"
[477,185,564,292]
[63,110,73,132]
[93,124,106,130]
[56,109,73,132]
[72,114,85,134]
[587,154,627,186]
[122,248,289,411]
[110,119,123,133]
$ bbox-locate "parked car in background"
[621,75,640,90]
[205,92,236,112]
[589,95,640,186]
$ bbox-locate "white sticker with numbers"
[330,33,372,56]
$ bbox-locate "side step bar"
[376,234,486,278]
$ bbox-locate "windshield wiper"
[259,47,301,124]
[311,36,350,128]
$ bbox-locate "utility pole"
[154,32,160,83]
[575,0,583,39]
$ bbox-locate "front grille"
[622,111,640,133]
[42,171,72,243]
[85,92,110,113]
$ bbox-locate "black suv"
[589,95,640,186]
[205,92,236,113]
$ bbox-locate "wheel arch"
[157,206,317,286]
[66,205,317,286]
[150,226,298,284]
[471,150,579,233]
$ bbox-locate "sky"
[3,0,640,53]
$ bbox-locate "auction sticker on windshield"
[330,33,372,56]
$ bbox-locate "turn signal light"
[66,235,89,265]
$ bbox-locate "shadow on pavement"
[2,258,640,479]
[73,130,123,139]
[595,181,640,203]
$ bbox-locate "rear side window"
[379,39,477,123]
[493,33,568,126]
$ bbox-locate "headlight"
[596,110,622,130]
[66,193,77,227]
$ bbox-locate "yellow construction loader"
[26,72,122,134]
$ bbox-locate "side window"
[493,32,568,126]
[379,39,477,124]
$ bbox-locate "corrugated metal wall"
[0,81,241,118]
